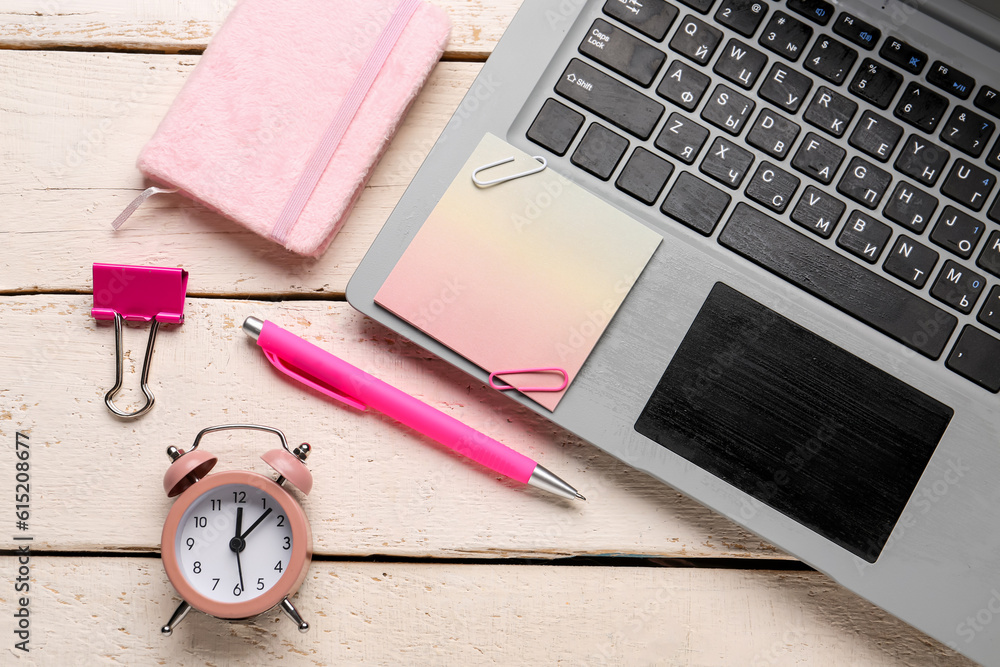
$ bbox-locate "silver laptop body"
[348,1,1000,663]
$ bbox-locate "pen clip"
[263,350,368,412]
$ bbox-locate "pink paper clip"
[488,368,569,393]
[92,263,188,418]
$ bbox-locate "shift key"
[556,59,665,139]
[719,203,958,359]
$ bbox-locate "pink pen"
[242,317,585,501]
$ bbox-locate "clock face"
[175,482,294,604]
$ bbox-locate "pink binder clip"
[92,263,188,418]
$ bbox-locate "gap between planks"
[0,0,519,57]
[1,556,970,665]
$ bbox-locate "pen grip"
[258,322,538,483]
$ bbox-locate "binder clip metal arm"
[92,263,188,419]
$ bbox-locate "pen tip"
[575,492,586,501]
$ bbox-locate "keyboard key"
[894,135,949,186]
[930,206,985,259]
[931,260,986,313]
[941,159,996,212]
[883,182,937,233]
[604,0,678,41]
[849,59,903,110]
[833,13,880,51]
[787,0,833,26]
[616,147,675,204]
[879,37,927,75]
[893,82,949,133]
[526,99,584,156]
[700,136,755,188]
[670,15,724,65]
[804,86,858,137]
[718,203,958,359]
[792,132,846,184]
[978,285,1000,330]
[837,156,891,209]
[661,172,732,234]
[571,123,630,179]
[974,85,1000,120]
[804,36,858,85]
[580,19,666,87]
[714,0,767,37]
[677,0,715,13]
[757,63,812,113]
[746,108,800,160]
[656,60,711,111]
[940,107,995,158]
[883,236,939,288]
[654,112,710,164]
[849,110,902,162]
[927,61,975,100]
[790,185,845,237]
[745,161,800,212]
[977,230,1000,278]
[556,59,665,139]
[759,11,812,61]
[837,211,892,263]
[987,137,1000,174]
[946,326,1000,392]
[701,84,756,135]
[714,39,768,89]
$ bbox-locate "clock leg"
[161,600,191,636]
[280,598,309,632]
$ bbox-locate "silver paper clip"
[92,263,188,418]
[472,155,547,187]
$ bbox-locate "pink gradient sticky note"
[375,133,661,410]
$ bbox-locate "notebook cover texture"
[137,0,450,256]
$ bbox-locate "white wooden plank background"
[0,50,473,295]
[0,0,974,663]
[0,0,515,56]
[0,295,780,559]
[3,557,973,665]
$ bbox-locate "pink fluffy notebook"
[133,0,450,257]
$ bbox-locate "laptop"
[348,0,1000,662]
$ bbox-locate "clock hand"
[240,507,273,540]
[232,506,245,593]
[235,506,244,540]
[236,546,244,593]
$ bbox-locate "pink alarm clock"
[159,424,313,635]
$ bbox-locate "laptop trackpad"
[634,283,954,563]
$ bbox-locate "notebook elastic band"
[270,0,421,244]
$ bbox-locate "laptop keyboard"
[525,0,1000,393]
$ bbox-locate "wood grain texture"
[1,556,970,665]
[0,0,517,57]
[0,50,480,296]
[0,294,782,559]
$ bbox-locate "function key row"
[605,0,988,129]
